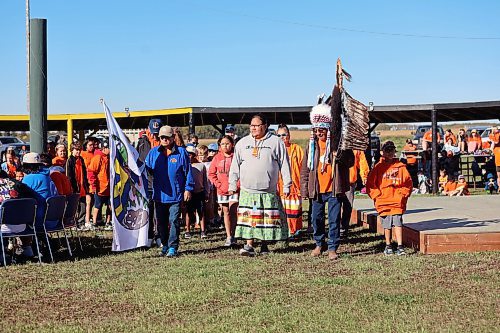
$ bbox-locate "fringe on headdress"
[308,103,333,171]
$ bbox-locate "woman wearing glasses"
[228,114,292,256]
[276,124,304,238]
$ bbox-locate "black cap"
[382,141,397,151]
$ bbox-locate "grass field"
[0,227,498,332]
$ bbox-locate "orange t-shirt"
[444,181,457,193]
[494,147,500,166]
[456,181,469,195]
[403,144,418,165]
[317,140,333,194]
[444,133,457,145]
[423,130,442,143]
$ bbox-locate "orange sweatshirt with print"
[87,153,110,196]
[278,143,304,196]
[349,150,369,185]
[366,158,413,216]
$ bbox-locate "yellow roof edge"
[0,107,193,121]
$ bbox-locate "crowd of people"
[402,126,500,195]
[137,103,417,259]
[0,137,112,261]
[3,115,498,263]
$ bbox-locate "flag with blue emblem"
[102,100,149,251]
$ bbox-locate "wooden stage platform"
[352,196,500,254]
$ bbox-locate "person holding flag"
[103,100,150,251]
[145,125,194,257]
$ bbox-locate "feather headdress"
[308,102,333,172]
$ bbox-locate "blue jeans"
[155,201,181,250]
[311,193,341,251]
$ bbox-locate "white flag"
[102,101,149,251]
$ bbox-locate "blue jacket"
[22,167,59,226]
[145,145,194,203]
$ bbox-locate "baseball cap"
[382,141,397,151]
[225,125,235,133]
[186,144,196,155]
[22,152,41,164]
[208,143,218,151]
[458,175,465,180]
[158,125,173,137]
[471,129,477,133]
[148,118,163,134]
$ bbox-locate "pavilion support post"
[78,130,85,143]
[29,18,47,154]
[188,112,195,135]
[431,109,439,194]
[66,118,73,153]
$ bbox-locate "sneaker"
[239,244,255,256]
[104,224,113,231]
[166,247,178,257]
[79,223,95,231]
[230,237,237,246]
[155,238,162,248]
[396,246,406,256]
[259,244,270,255]
[159,245,168,257]
[200,232,207,239]
[184,232,192,239]
[224,237,232,247]
[384,245,394,256]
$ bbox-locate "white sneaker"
[80,223,95,231]
[104,224,113,231]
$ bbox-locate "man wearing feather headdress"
[301,59,368,260]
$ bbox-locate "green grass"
[0,227,498,332]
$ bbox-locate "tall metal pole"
[29,18,48,154]
[26,0,30,114]
[431,109,438,194]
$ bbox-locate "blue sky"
[1,0,499,115]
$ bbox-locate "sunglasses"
[276,134,288,138]
[160,135,172,140]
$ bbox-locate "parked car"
[412,125,444,148]
[0,137,30,162]
[480,126,500,149]
[466,126,489,137]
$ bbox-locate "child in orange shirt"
[442,176,457,196]
[438,169,448,193]
[451,175,469,196]
[366,141,413,256]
